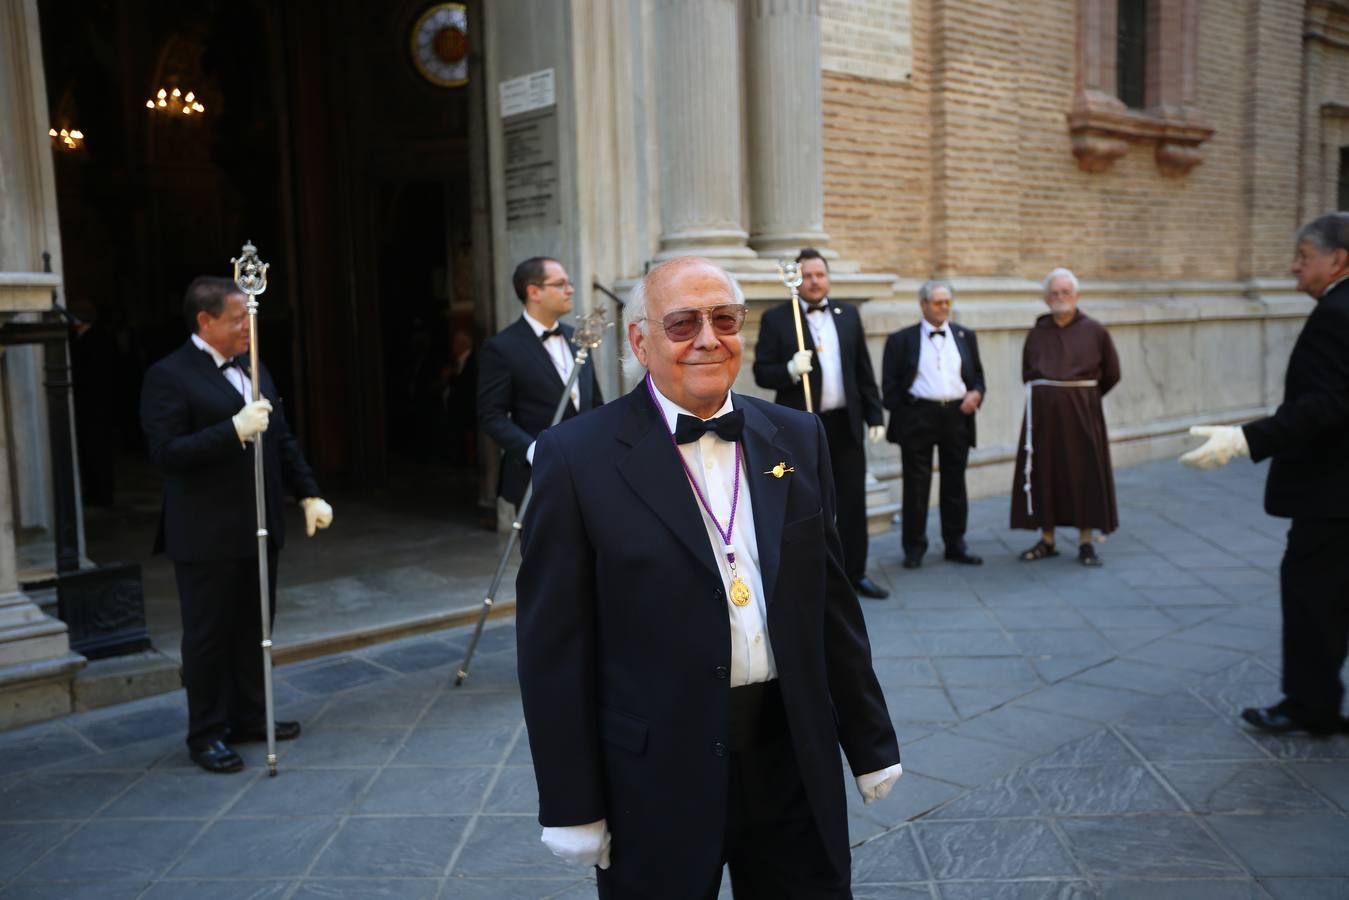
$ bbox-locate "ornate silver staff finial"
[778,258,803,291]
[573,303,612,352]
[231,240,270,300]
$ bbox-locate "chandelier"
[48,127,84,150]
[145,87,205,116]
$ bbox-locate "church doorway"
[38,0,494,519]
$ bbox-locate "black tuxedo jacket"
[753,299,883,444]
[1244,280,1349,519]
[477,316,604,505]
[516,384,898,897]
[140,340,320,562]
[881,322,986,446]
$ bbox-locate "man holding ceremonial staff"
[140,275,332,773]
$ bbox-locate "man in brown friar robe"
[1011,268,1121,566]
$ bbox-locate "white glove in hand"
[856,763,902,805]
[1179,425,1249,470]
[868,424,886,444]
[301,497,333,537]
[232,399,272,443]
[541,820,611,870]
[786,349,814,382]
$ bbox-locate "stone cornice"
[0,273,60,314]
[1067,91,1215,176]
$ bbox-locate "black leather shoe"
[943,544,983,565]
[189,739,243,774]
[1078,543,1103,567]
[232,720,302,743]
[853,576,890,599]
[902,555,922,570]
[1240,705,1337,737]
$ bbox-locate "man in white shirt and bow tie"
[516,257,901,898]
[881,280,986,569]
[477,257,604,509]
[753,248,889,599]
[140,276,333,773]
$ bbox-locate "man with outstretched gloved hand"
[1182,212,1349,737]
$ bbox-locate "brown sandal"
[1019,539,1059,561]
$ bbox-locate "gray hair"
[1043,267,1080,294]
[1295,213,1349,255]
[620,257,745,383]
[918,280,954,303]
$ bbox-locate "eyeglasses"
[535,279,573,291]
[642,304,748,342]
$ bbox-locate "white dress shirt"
[650,383,776,685]
[523,311,578,410]
[801,299,846,412]
[909,318,966,402]
[191,333,251,401]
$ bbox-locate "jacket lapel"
[952,327,972,386]
[186,341,247,409]
[734,396,791,606]
[615,386,720,582]
[513,317,567,394]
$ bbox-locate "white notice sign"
[820,0,913,83]
[499,69,556,118]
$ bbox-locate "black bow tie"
[539,327,562,342]
[806,302,828,314]
[219,358,238,371]
[674,410,744,445]
[929,329,946,338]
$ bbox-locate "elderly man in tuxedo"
[1182,212,1349,737]
[882,280,986,569]
[477,256,604,508]
[515,257,901,898]
[140,276,333,773]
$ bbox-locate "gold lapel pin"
[763,461,796,479]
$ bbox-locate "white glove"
[856,763,902,805]
[232,399,272,443]
[301,497,333,537]
[786,349,814,382]
[868,425,886,444]
[526,440,537,465]
[1179,425,1249,470]
[541,820,611,870]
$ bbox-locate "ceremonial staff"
[454,302,612,686]
[778,258,814,412]
[231,241,279,777]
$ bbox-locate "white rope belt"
[1022,379,1099,516]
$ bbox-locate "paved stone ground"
[2,459,1348,899]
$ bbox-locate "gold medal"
[730,576,752,607]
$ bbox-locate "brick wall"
[822,0,1309,283]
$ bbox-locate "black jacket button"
[713,666,729,679]
[713,741,727,757]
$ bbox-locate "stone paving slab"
[1,459,1348,898]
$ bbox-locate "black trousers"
[1279,518,1349,728]
[819,409,868,582]
[172,546,279,749]
[898,401,972,559]
[716,682,848,900]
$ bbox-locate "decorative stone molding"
[1069,0,1214,175]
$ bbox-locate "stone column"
[0,0,84,729]
[744,0,829,257]
[652,0,754,259]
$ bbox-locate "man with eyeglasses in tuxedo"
[516,256,900,898]
[477,257,605,510]
[753,248,889,599]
